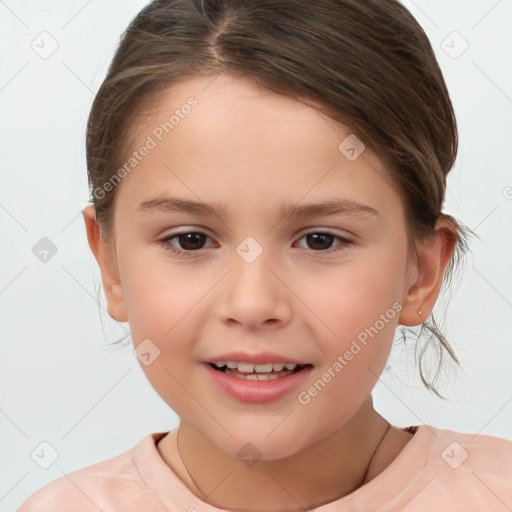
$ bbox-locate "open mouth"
[209,362,312,381]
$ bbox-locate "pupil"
[307,233,333,250]
[180,232,206,250]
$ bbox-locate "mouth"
[209,361,313,380]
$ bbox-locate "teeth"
[225,368,294,380]
[254,363,273,373]
[237,362,255,372]
[214,361,299,372]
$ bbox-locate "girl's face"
[102,73,418,459]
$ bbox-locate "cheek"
[120,259,211,390]
[293,273,400,438]
[120,250,199,337]
[296,248,406,336]
[121,264,205,413]
[290,248,405,403]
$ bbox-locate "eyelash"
[157,230,354,257]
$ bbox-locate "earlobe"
[82,205,129,323]
[398,219,456,327]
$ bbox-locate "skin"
[83,72,455,511]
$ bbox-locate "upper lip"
[206,351,311,365]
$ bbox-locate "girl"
[18,0,511,510]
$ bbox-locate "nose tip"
[218,260,292,330]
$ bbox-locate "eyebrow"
[136,196,379,220]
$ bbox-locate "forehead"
[133,72,348,154]
[116,72,402,221]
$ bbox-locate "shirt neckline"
[133,425,437,511]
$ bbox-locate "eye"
[158,231,215,257]
[158,229,353,257]
[295,231,353,252]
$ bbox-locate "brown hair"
[86,0,474,397]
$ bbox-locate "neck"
[158,397,393,511]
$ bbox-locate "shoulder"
[361,425,512,511]
[17,433,168,512]
[428,426,512,472]
[416,426,512,509]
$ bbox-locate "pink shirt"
[17,425,512,511]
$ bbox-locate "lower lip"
[203,363,313,403]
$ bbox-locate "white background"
[1,0,511,510]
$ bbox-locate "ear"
[82,205,128,323]
[399,217,456,326]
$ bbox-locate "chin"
[210,425,318,463]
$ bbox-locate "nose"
[216,249,292,331]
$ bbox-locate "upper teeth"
[214,361,298,372]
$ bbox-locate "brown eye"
[158,231,214,256]
[174,232,207,251]
[296,231,353,252]
[158,229,353,258]
[305,233,335,251]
